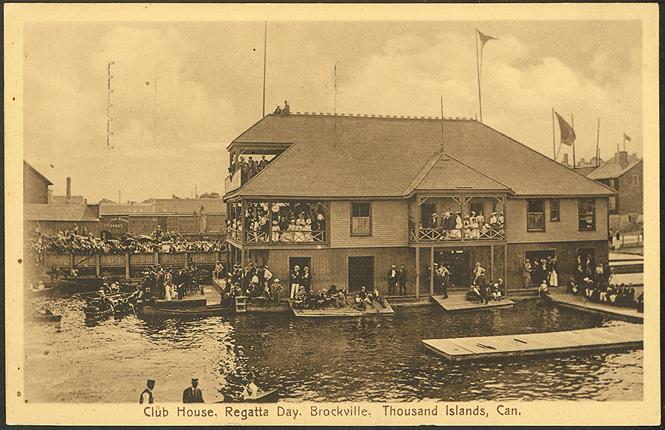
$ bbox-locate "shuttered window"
[351,202,371,236]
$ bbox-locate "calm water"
[24,295,642,403]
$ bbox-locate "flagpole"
[440,95,445,153]
[262,20,267,118]
[551,108,556,161]
[475,30,483,123]
[595,118,600,167]
[571,114,576,168]
[623,133,626,152]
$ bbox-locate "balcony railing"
[226,226,326,245]
[409,223,505,242]
[224,173,242,194]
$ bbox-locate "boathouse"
[223,112,614,296]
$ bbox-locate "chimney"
[615,151,629,169]
[66,177,72,202]
[562,153,569,166]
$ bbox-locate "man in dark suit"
[398,264,408,295]
[183,378,204,403]
[387,265,399,295]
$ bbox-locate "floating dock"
[549,291,643,323]
[422,324,643,361]
[289,300,395,318]
[431,293,514,312]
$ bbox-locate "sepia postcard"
[4,3,660,426]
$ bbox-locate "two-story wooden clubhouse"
[224,112,614,297]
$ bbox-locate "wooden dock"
[549,291,643,323]
[289,300,395,318]
[423,324,643,361]
[431,293,514,312]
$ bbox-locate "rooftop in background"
[52,195,87,205]
[587,151,642,180]
[23,161,53,186]
[24,203,99,222]
[227,113,614,199]
[98,197,226,216]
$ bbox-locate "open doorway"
[348,256,374,292]
[288,256,311,285]
[435,249,470,287]
[525,250,556,286]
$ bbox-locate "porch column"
[490,245,494,280]
[240,249,246,268]
[504,243,508,297]
[125,253,130,279]
[429,246,434,296]
[240,198,246,245]
[95,254,101,277]
[415,247,420,299]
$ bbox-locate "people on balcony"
[415,205,504,241]
[234,201,326,243]
[228,154,274,184]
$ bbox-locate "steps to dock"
[235,296,248,313]
[423,324,643,361]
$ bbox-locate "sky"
[23,20,642,203]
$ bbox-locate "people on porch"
[472,262,489,304]
[398,264,407,295]
[387,265,399,295]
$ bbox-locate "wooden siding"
[329,200,408,248]
[24,164,50,204]
[505,197,608,243]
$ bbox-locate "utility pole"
[106,61,115,148]
[440,96,445,153]
[153,77,160,146]
[571,114,576,169]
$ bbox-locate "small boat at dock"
[214,389,280,403]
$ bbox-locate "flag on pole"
[477,29,498,47]
[554,111,576,146]
[623,133,631,142]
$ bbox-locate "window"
[632,174,640,189]
[351,202,371,236]
[527,199,545,232]
[578,199,596,231]
[549,199,560,222]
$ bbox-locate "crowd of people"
[463,262,505,304]
[216,262,282,304]
[137,263,205,302]
[412,210,505,240]
[228,154,273,184]
[565,262,643,312]
[522,256,559,288]
[228,201,327,243]
[27,226,225,261]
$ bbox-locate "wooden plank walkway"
[550,291,643,323]
[289,300,395,318]
[431,292,514,312]
[423,324,643,361]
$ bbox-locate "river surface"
[24,295,642,403]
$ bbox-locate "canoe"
[28,286,59,295]
[58,277,104,294]
[138,304,232,317]
[84,306,114,320]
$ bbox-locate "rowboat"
[58,276,104,294]
[31,306,62,322]
[289,299,395,318]
[214,389,280,403]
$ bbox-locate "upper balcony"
[226,199,329,247]
[409,195,506,243]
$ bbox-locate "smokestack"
[615,151,629,169]
[562,153,569,166]
[66,177,72,202]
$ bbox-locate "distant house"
[24,203,100,236]
[586,151,642,216]
[98,198,227,238]
[23,161,52,204]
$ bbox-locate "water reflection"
[24,297,642,403]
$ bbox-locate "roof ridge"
[283,112,476,121]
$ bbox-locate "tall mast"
[106,61,115,148]
[440,96,445,153]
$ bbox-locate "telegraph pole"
[262,21,267,117]
[153,77,160,146]
[106,61,115,148]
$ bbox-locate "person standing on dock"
[398,264,407,295]
[387,265,399,295]
[473,262,489,304]
[139,379,155,404]
[182,378,204,403]
[290,265,302,299]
